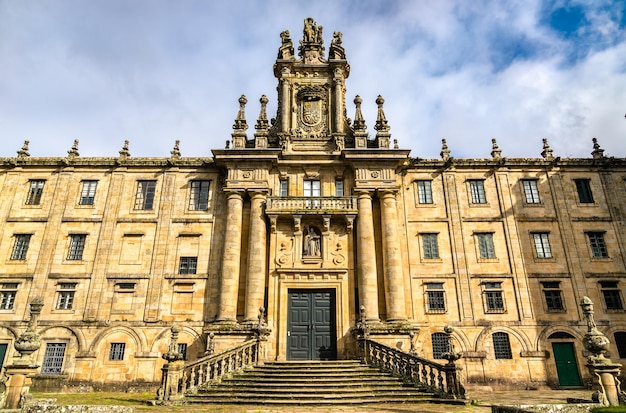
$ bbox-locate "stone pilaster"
[244,192,267,321]
[356,191,379,321]
[380,190,406,321]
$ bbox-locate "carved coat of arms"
[302,99,322,126]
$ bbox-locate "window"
[279,180,289,197]
[416,180,433,204]
[425,283,446,313]
[134,180,156,210]
[492,332,513,359]
[587,232,608,258]
[0,284,18,310]
[109,343,126,361]
[79,180,98,205]
[56,283,76,310]
[574,179,594,203]
[614,332,626,359]
[67,235,86,260]
[431,332,449,359]
[532,233,552,259]
[116,282,136,291]
[600,281,623,311]
[483,282,505,313]
[522,179,540,204]
[40,343,66,375]
[10,234,31,260]
[178,343,188,361]
[477,233,496,259]
[304,180,320,208]
[178,257,198,275]
[25,180,45,205]
[469,180,487,204]
[421,233,439,259]
[335,180,344,197]
[189,180,210,211]
[541,281,564,312]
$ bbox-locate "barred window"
[469,180,487,204]
[614,332,626,359]
[574,179,594,203]
[492,332,513,359]
[541,281,564,312]
[477,233,496,259]
[0,284,18,310]
[600,281,623,311]
[10,234,31,260]
[25,180,45,205]
[426,283,446,313]
[416,180,433,204]
[521,179,540,204]
[67,235,86,261]
[109,343,126,361]
[421,233,439,259]
[41,343,66,375]
[79,180,98,205]
[56,283,76,310]
[178,343,188,361]
[189,180,210,211]
[431,332,449,359]
[134,180,156,210]
[532,233,552,259]
[483,282,505,313]
[587,232,608,258]
[178,257,198,275]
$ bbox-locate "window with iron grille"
[476,233,496,259]
[335,180,344,197]
[109,343,126,361]
[587,232,608,258]
[67,235,86,261]
[79,180,98,205]
[189,180,210,211]
[416,180,433,204]
[0,284,18,310]
[41,343,66,375]
[178,257,198,275]
[574,179,594,203]
[279,180,288,197]
[614,332,626,359]
[483,282,505,313]
[492,332,513,359]
[431,332,449,359]
[10,234,31,260]
[134,180,156,210]
[178,343,188,361]
[532,233,552,258]
[25,180,45,205]
[541,281,564,312]
[56,283,76,310]
[600,281,623,311]
[469,180,487,204]
[521,179,540,204]
[421,233,439,259]
[426,283,446,313]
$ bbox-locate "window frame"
[67,234,87,261]
[521,179,541,204]
[10,234,32,261]
[55,283,77,310]
[279,180,289,197]
[469,180,487,204]
[109,343,126,361]
[421,233,440,260]
[541,281,565,312]
[587,232,608,259]
[425,282,446,314]
[600,281,623,311]
[416,180,433,204]
[134,180,157,210]
[335,180,344,197]
[431,332,449,359]
[79,180,98,206]
[574,179,594,204]
[178,257,198,275]
[614,332,626,359]
[483,281,506,313]
[0,283,18,310]
[40,343,67,375]
[492,332,513,359]
[25,179,45,206]
[189,180,210,211]
[532,232,552,259]
[476,233,496,259]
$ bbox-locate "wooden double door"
[287,289,337,360]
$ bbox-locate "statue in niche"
[303,226,321,257]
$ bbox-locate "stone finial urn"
[14,297,44,364]
[580,296,612,364]
[162,325,184,363]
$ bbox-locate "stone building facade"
[0,18,625,390]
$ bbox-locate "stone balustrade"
[266,196,358,214]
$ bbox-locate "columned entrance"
[287,289,337,360]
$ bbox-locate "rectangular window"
[67,235,86,261]
[25,180,45,205]
[189,180,210,211]
[0,284,18,310]
[532,233,552,259]
[304,180,320,208]
[416,180,433,204]
[10,234,31,260]
[431,332,449,359]
[484,282,505,313]
[178,257,198,275]
[600,281,623,311]
[574,179,594,203]
[279,180,289,197]
[421,233,439,259]
[541,281,564,312]
[177,343,188,361]
[335,180,344,197]
[477,233,496,259]
[79,180,98,205]
[425,283,446,313]
[134,180,156,210]
[40,343,66,375]
[522,179,540,204]
[587,232,608,258]
[614,332,626,359]
[469,180,487,204]
[109,343,126,361]
[492,332,513,359]
[56,283,76,310]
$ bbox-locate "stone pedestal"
[3,364,38,409]
[157,360,185,401]
[588,363,623,406]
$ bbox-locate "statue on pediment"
[277,30,294,59]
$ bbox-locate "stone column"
[380,191,406,322]
[356,191,379,321]
[216,191,244,323]
[244,192,267,322]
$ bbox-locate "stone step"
[200,384,422,393]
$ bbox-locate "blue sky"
[1,0,625,159]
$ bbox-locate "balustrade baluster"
[438,371,445,392]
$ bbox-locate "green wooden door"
[0,344,6,369]
[287,289,336,360]
[552,342,582,387]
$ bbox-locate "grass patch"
[591,407,626,413]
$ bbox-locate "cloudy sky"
[1,0,625,159]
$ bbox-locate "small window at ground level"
[41,343,66,375]
[178,343,188,360]
[614,332,626,359]
[492,332,513,359]
[109,343,126,361]
[431,332,449,359]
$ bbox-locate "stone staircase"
[186,360,441,405]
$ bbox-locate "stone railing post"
[351,305,370,360]
[252,307,271,365]
[157,325,185,402]
[441,326,466,399]
[580,297,625,406]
